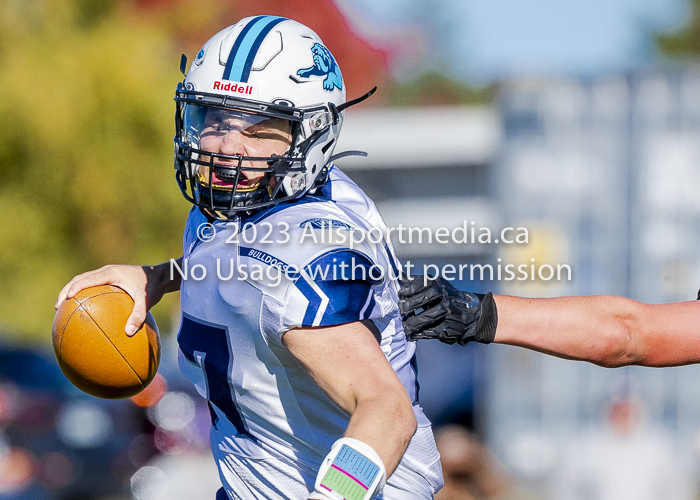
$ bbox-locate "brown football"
[52,285,160,399]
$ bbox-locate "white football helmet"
[174,16,373,218]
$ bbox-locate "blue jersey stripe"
[317,280,373,326]
[409,353,420,404]
[384,243,400,278]
[295,249,379,326]
[295,277,324,325]
[360,293,376,320]
[223,16,287,82]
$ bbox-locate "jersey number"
[177,316,249,435]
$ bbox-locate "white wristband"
[312,437,387,500]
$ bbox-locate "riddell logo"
[212,81,253,94]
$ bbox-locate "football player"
[398,275,700,367]
[56,17,442,500]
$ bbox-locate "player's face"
[198,108,292,190]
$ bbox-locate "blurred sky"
[337,0,689,83]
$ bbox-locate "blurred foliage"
[0,0,216,343]
[656,0,700,57]
[386,71,493,107]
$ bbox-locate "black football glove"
[398,275,498,346]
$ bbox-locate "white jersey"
[177,166,443,499]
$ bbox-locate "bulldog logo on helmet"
[296,43,343,92]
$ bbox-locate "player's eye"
[241,126,269,138]
[203,123,236,135]
[247,128,284,141]
[201,126,224,138]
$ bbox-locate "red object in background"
[135,0,393,102]
[0,448,36,493]
[130,374,167,408]
[230,0,391,100]
[154,427,192,455]
[608,399,640,437]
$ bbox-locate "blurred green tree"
[656,0,700,57]
[386,72,493,107]
[0,0,212,343]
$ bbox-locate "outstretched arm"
[399,275,700,368]
[495,294,700,367]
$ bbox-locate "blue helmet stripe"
[223,16,287,82]
[223,16,266,81]
[239,17,287,82]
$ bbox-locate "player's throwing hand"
[54,260,181,336]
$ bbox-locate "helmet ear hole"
[312,165,316,174]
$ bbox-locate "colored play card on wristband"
[319,444,380,500]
